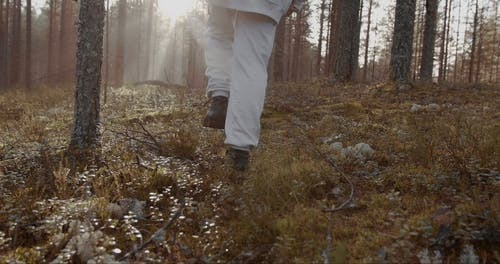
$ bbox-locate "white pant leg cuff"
[210,90,230,98]
[227,145,251,152]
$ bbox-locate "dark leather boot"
[227,148,250,171]
[203,96,228,129]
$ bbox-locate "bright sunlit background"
[33,0,197,21]
[158,0,197,21]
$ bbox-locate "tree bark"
[475,7,483,83]
[468,0,478,83]
[2,0,8,89]
[25,0,32,89]
[47,0,56,84]
[10,0,20,87]
[390,0,416,83]
[363,0,373,81]
[69,0,105,151]
[316,0,327,75]
[0,0,4,89]
[115,0,126,86]
[273,18,285,81]
[419,0,438,82]
[329,0,361,82]
[438,0,448,82]
[144,0,154,79]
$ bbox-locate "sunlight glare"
[158,0,197,21]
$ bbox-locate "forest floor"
[0,81,499,263]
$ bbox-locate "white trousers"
[205,6,277,151]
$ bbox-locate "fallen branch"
[119,202,185,261]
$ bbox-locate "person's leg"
[204,6,234,99]
[225,12,278,152]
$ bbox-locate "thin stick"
[119,203,184,261]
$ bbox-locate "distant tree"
[390,0,416,84]
[468,0,479,83]
[47,0,56,84]
[0,0,5,89]
[115,0,126,86]
[69,0,105,154]
[316,0,327,75]
[419,0,439,82]
[362,0,376,81]
[10,0,21,87]
[273,19,286,81]
[328,0,361,82]
[26,0,32,89]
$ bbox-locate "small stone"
[354,143,375,159]
[410,104,423,113]
[426,103,441,111]
[330,142,344,152]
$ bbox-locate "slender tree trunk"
[2,0,8,89]
[419,0,438,82]
[136,0,142,81]
[316,0,327,75]
[69,0,105,152]
[48,0,55,84]
[363,0,373,81]
[0,0,4,89]
[144,0,154,79]
[292,10,303,81]
[274,19,285,81]
[475,7,483,83]
[326,0,335,74]
[443,0,452,79]
[329,0,361,82]
[390,0,417,83]
[115,0,126,86]
[489,2,497,82]
[9,0,20,87]
[25,0,32,89]
[412,0,424,80]
[453,0,461,82]
[438,0,448,82]
[468,0,478,83]
[104,0,109,103]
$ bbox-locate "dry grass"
[0,82,499,263]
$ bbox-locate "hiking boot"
[227,148,250,171]
[203,96,228,129]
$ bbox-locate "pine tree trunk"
[475,8,483,83]
[104,0,110,103]
[274,19,285,82]
[25,0,32,89]
[453,0,461,82]
[468,0,478,83]
[438,0,448,82]
[363,0,373,81]
[443,0,452,79]
[329,0,361,82]
[2,0,8,89]
[115,0,126,86]
[419,0,438,82]
[47,0,55,84]
[390,0,417,83]
[292,10,303,81]
[144,0,154,80]
[0,0,4,89]
[316,0,327,75]
[69,0,105,151]
[10,0,20,87]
